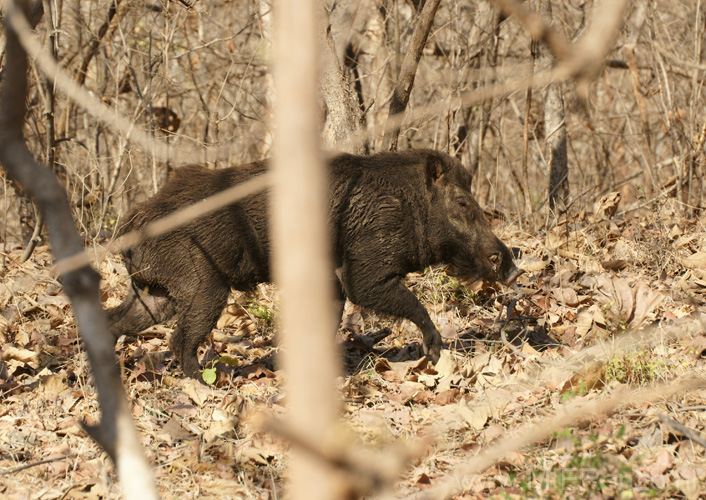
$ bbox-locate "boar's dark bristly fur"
[107,149,522,377]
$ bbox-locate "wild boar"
[107,149,522,377]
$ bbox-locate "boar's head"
[425,151,523,286]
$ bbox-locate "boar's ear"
[425,153,448,188]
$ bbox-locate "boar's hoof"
[176,352,203,379]
[169,333,202,378]
[181,361,202,379]
[423,333,443,364]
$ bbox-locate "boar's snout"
[502,264,524,286]
[486,241,523,286]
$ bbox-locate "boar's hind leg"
[107,283,176,339]
[169,284,230,378]
[344,275,443,363]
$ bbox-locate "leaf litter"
[2,203,706,498]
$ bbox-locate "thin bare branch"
[10,0,629,170]
[402,378,706,500]
[493,0,572,62]
[658,412,706,450]
[0,2,157,498]
[6,4,235,165]
[382,0,442,151]
[53,171,271,276]
[494,0,630,88]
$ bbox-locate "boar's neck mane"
[328,151,438,272]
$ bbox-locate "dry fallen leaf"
[181,378,220,406]
[160,416,197,443]
[594,274,634,323]
[216,303,255,334]
[1,346,38,365]
[645,447,675,477]
[434,388,461,406]
[374,358,402,383]
[203,409,238,443]
[40,373,69,394]
[681,251,706,269]
[395,381,427,404]
[594,191,621,218]
[631,282,664,328]
[553,287,579,307]
[601,259,628,272]
[458,404,490,431]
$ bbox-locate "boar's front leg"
[169,282,230,378]
[342,271,443,363]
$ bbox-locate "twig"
[564,182,600,213]
[58,484,84,500]
[678,405,706,412]
[21,210,43,262]
[12,0,629,168]
[0,454,76,476]
[499,297,526,357]
[654,41,706,72]
[657,412,706,449]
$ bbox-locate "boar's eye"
[456,199,470,210]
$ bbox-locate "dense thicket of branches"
[1,0,703,248]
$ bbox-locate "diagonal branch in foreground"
[402,377,706,500]
[0,2,157,499]
[494,0,630,88]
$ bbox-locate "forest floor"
[2,199,706,499]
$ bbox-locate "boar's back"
[117,161,271,288]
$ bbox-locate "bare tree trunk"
[540,0,568,215]
[272,2,340,500]
[624,3,653,201]
[321,5,364,154]
[326,0,367,137]
[545,83,568,214]
[382,0,441,151]
[0,3,157,499]
[457,1,501,184]
[258,0,275,158]
[22,0,57,263]
[471,2,501,177]
[520,6,538,223]
[625,44,654,201]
